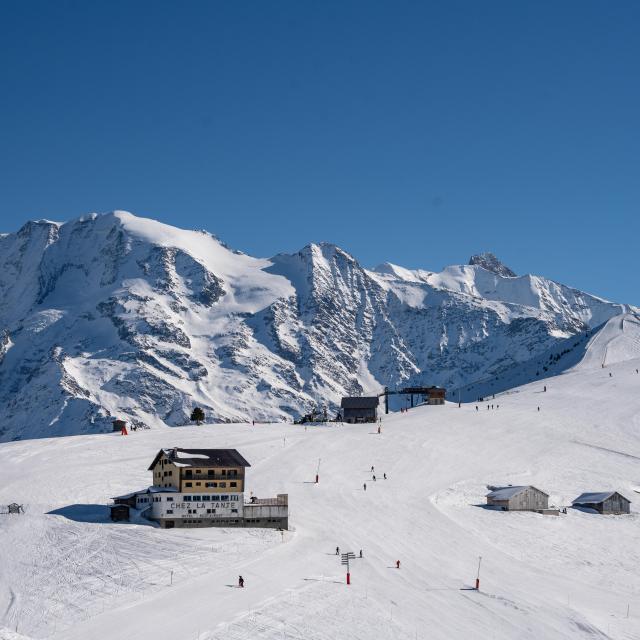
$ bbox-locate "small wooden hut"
[486,485,549,511]
[572,492,631,514]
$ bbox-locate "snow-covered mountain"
[0,211,634,441]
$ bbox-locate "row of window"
[185,469,239,477]
[177,519,241,524]
[183,481,237,488]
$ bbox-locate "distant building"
[112,419,127,432]
[426,387,446,405]
[340,396,379,423]
[572,492,631,514]
[486,485,549,511]
[113,448,288,529]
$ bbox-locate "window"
[166,509,173,514]
[231,508,238,513]
[166,497,173,502]
[206,508,212,514]
[196,482,201,486]
[184,496,192,501]
[208,470,214,477]
[221,495,229,501]
[202,495,210,501]
[212,495,220,501]
[169,470,173,476]
[185,482,192,488]
[219,482,226,488]
[192,496,201,501]
[221,469,226,476]
[230,482,237,488]
[230,495,239,501]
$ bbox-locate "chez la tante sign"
[163,496,242,516]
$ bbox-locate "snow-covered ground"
[1,324,639,639]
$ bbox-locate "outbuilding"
[109,504,130,522]
[340,396,379,423]
[486,485,549,511]
[572,492,631,514]
[426,387,446,405]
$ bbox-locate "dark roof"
[148,448,251,470]
[340,396,380,409]
[572,491,630,505]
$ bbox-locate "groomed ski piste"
[1,314,639,640]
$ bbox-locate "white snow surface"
[1,324,639,640]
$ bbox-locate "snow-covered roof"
[572,492,629,505]
[148,448,251,470]
[112,486,179,500]
[486,485,548,500]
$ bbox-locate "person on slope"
[336,546,340,555]
[363,483,367,491]
[359,549,363,558]
[396,560,401,569]
[383,473,387,480]
[238,575,244,588]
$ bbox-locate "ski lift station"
[113,448,288,529]
[572,491,631,514]
[340,396,379,423]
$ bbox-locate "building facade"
[486,485,549,511]
[340,396,379,423]
[572,491,631,514]
[426,387,446,405]
[114,448,288,529]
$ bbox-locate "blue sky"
[1,1,638,304]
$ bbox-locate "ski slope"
[1,324,640,639]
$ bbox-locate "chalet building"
[572,491,631,514]
[113,448,288,530]
[486,485,549,511]
[341,396,379,423]
[426,387,446,405]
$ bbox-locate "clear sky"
[1,1,638,304]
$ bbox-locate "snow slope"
[0,211,635,442]
[1,322,639,639]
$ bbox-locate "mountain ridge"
[0,211,635,441]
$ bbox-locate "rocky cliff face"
[0,211,632,441]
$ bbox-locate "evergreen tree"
[190,407,205,425]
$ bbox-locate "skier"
[359,549,363,558]
[363,483,367,491]
[336,546,340,555]
[377,426,381,434]
[609,372,612,377]
[371,466,375,473]
[537,406,540,411]
[475,406,478,411]
[373,475,376,481]
[383,473,387,480]
[543,385,547,392]
[396,560,400,569]
[238,575,244,588]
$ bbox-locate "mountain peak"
[468,252,517,278]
